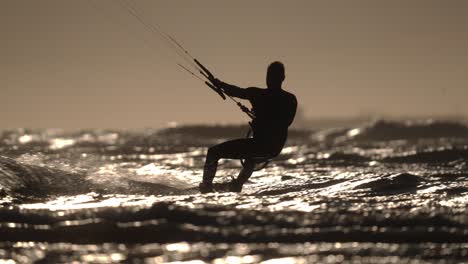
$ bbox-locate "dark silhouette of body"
[199,62,297,193]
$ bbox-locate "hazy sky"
[1,0,467,129]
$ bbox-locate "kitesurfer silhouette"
[199,61,297,193]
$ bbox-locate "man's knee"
[243,159,256,169]
[206,145,220,161]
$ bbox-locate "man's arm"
[212,79,251,99]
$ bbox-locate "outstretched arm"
[212,79,250,99]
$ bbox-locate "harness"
[240,124,275,171]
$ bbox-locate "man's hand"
[205,79,226,100]
[211,78,223,88]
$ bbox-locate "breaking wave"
[0,156,192,198]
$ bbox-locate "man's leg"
[199,147,220,193]
[200,139,257,193]
[229,159,255,192]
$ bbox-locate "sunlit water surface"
[0,122,467,263]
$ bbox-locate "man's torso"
[246,88,297,154]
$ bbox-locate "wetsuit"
[202,82,297,191]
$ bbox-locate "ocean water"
[0,120,467,263]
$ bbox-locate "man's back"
[246,88,297,152]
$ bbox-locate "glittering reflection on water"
[1,125,468,262]
[19,193,159,211]
[1,241,467,263]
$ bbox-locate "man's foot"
[199,182,214,193]
[228,179,243,192]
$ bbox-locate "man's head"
[266,61,285,89]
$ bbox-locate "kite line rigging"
[95,0,255,119]
[89,0,272,170]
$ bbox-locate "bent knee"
[243,159,256,168]
[207,146,221,159]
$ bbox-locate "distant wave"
[316,147,468,164]
[158,124,311,140]
[1,125,311,157]
[350,120,468,141]
[384,148,468,163]
[317,120,468,143]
